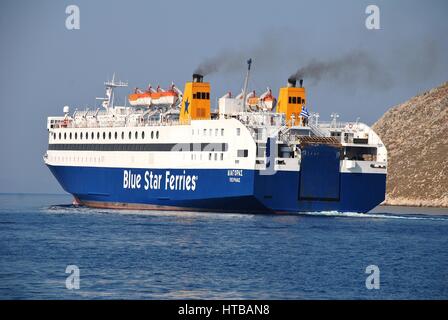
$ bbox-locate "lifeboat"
[260,89,276,111]
[128,84,181,107]
[246,88,277,111]
[247,91,258,107]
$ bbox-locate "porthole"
[121,132,124,139]
[70,132,72,139]
[115,132,118,140]
[142,131,145,139]
[221,128,224,136]
[151,131,154,139]
[59,133,61,139]
[220,153,223,161]
[80,132,83,140]
[109,132,112,140]
[75,132,77,140]
[85,132,88,140]
[135,131,138,139]
[64,133,67,139]
[91,132,94,139]
[129,131,132,139]
[156,131,159,139]
[97,132,100,139]
[214,153,217,161]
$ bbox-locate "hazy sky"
[0,0,447,193]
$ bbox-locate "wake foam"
[42,205,447,221]
[298,211,448,221]
[42,204,254,220]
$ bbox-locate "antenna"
[242,58,252,113]
[102,73,128,109]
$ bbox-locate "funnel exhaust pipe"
[287,78,296,87]
[192,73,203,83]
[287,78,304,88]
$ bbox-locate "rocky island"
[373,82,448,207]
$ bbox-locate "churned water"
[0,193,447,299]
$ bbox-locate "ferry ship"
[44,61,387,213]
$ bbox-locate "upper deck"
[45,72,387,173]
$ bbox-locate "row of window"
[190,128,242,137]
[53,127,241,141]
[192,92,210,100]
[52,130,160,141]
[49,152,228,164]
[48,143,228,152]
[189,153,224,161]
[288,96,305,104]
[192,128,225,136]
[48,155,104,163]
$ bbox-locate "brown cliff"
[372,82,448,207]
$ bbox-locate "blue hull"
[47,164,386,213]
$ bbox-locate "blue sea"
[0,193,447,300]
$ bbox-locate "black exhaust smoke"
[289,51,384,86]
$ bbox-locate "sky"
[0,0,447,194]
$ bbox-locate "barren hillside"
[372,82,448,207]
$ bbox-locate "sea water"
[0,193,447,299]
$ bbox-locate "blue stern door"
[299,144,341,201]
